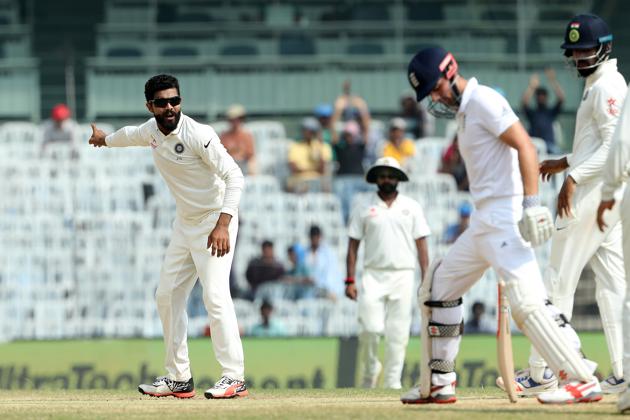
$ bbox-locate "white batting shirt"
[455,78,521,206]
[105,113,244,224]
[566,59,627,185]
[602,81,630,200]
[348,193,430,271]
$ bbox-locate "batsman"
[401,46,601,405]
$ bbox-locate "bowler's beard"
[378,182,397,194]
[155,110,181,132]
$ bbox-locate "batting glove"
[518,196,554,247]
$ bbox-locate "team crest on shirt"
[607,97,619,116]
[174,143,185,154]
[368,207,378,217]
[150,138,158,149]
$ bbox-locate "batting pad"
[505,279,593,382]
[419,258,442,398]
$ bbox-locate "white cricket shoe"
[361,361,382,389]
[138,376,195,398]
[400,382,456,404]
[617,388,630,413]
[601,374,626,394]
[204,376,249,399]
[537,377,602,404]
[496,367,558,397]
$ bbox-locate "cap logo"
[569,28,580,43]
[409,72,419,88]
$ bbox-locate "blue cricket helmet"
[407,46,458,102]
[561,13,612,56]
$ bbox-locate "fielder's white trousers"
[156,213,244,382]
[429,197,581,386]
[531,181,626,378]
[358,268,415,389]
[620,187,630,383]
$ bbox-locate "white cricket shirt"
[602,81,630,200]
[566,59,627,185]
[455,78,521,205]
[105,113,244,224]
[348,193,430,270]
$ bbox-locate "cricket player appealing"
[596,81,630,413]
[89,74,248,399]
[401,46,601,405]
[507,14,627,398]
[345,157,430,389]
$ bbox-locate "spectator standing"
[521,69,565,154]
[331,79,371,142]
[220,104,257,175]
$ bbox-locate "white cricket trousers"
[358,268,415,389]
[619,187,630,383]
[531,181,626,378]
[156,213,244,382]
[429,197,582,386]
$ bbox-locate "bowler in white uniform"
[89,74,248,400]
[345,156,430,389]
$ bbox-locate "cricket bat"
[497,280,517,403]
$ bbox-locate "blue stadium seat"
[347,43,384,55]
[220,44,259,56]
[278,33,315,55]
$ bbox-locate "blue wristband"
[522,195,540,209]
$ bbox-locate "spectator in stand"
[249,301,287,337]
[333,120,370,222]
[521,69,565,154]
[287,117,333,192]
[331,79,371,142]
[41,103,77,153]
[245,240,285,299]
[399,91,433,139]
[314,103,335,151]
[305,225,342,300]
[439,135,469,191]
[464,301,494,334]
[282,244,315,300]
[444,201,473,244]
[382,118,416,170]
[220,104,257,175]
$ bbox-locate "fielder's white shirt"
[348,193,430,270]
[602,81,630,200]
[455,78,521,205]
[105,113,244,224]
[566,59,627,185]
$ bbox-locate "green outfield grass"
[0,388,622,420]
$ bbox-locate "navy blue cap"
[561,14,612,53]
[407,46,456,101]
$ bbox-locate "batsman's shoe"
[537,377,602,404]
[204,376,249,399]
[617,388,630,413]
[138,376,195,398]
[496,367,558,397]
[600,374,626,394]
[400,382,456,404]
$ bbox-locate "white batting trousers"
[429,197,584,386]
[530,181,626,379]
[358,268,415,389]
[621,187,630,384]
[156,213,244,382]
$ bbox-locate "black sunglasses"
[150,96,182,107]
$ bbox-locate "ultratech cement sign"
[0,335,611,390]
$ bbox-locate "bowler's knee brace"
[505,279,592,382]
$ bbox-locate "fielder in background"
[88,74,248,400]
[596,79,630,413]
[402,46,600,405]
[513,13,627,398]
[345,156,430,389]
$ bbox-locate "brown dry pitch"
[0,388,621,419]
